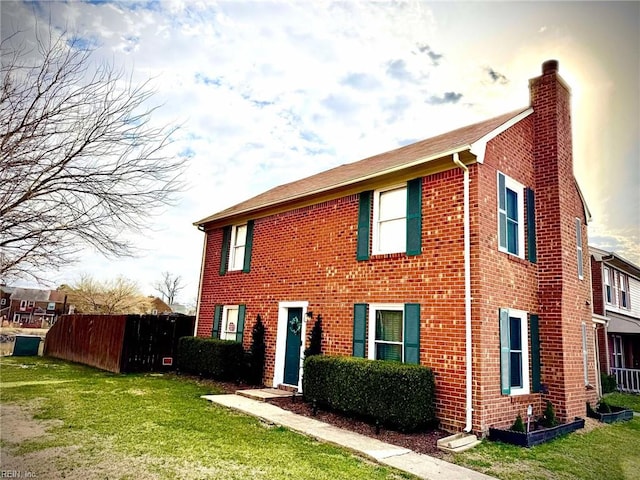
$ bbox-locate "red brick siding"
[197,169,469,431]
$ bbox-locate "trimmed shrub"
[511,414,526,432]
[177,336,244,381]
[539,400,558,428]
[247,315,266,385]
[303,314,322,358]
[601,373,618,394]
[303,355,436,432]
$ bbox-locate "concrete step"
[236,388,294,402]
[437,433,482,453]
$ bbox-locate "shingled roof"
[195,106,532,226]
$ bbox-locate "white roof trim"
[470,107,534,163]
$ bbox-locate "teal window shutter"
[530,314,541,393]
[406,178,422,256]
[237,304,246,344]
[357,191,372,261]
[526,188,537,263]
[219,226,232,275]
[242,220,254,273]
[353,304,367,357]
[499,308,511,395]
[212,305,222,338]
[403,303,420,364]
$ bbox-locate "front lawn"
[603,392,640,412]
[452,416,640,479]
[0,357,411,480]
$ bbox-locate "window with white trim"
[373,186,407,255]
[229,224,247,271]
[612,335,624,368]
[0,298,5,306]
[604,267,613,305]
[221,306,239,341]
[619,272,630,309]
[20,300,27,309]
[13,314,20,322]
[497,172,525,258]
[500,308,530,395]
[576,218,583,279]
[368,304,403,362]
[47,302,55,311]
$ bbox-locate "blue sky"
[2,1,638,304]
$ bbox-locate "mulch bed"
[266,395,449,458]
[177,375,449,457]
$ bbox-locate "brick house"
[194,60,598,435]
[590,246,640,392]
[7,288,67,328]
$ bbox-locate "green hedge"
[303,355,436,432]
[177,336,244,381]
[601,373,618,394]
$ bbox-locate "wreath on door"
[289,316,302,335]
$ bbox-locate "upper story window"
[229,224,247,271]
[619,272,630,309]
[0,298,6,306]
[497,172,525,259]
[604,267,613,304]
[47,302,56,311]
[373,186,407,255]
[19,300,27,310]
[576,218,583,279]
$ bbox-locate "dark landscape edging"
[587,406,634,424]
[489,417,585,447]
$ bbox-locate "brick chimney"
[530,61,593,421]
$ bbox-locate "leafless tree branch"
[1,24,184,282]
[152,271,184,305]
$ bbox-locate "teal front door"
[283,307,303,386]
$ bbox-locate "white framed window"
[368,304,404,362]
[612,335,624,368]
[500,308,530,395]
[373,185,407,255]
[604,267,613,305]
[19,300,27,310]
[47,302,55,311]
[619,273,630,309]
[576,218,583,279]
[497,172,525,259]
[0,298,5,306]
[13,314,20,322]
[221,306,239,341]
[229,224,247,271]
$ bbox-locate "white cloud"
[2,0,638,303]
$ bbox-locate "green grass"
[0,357,411,480]
[453,417,640,480]
[603,392,640,412]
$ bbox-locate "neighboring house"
[148,296,172,315]
[0,285,15,324]
[8,288,67,328]
[194,60,597,435]
[590,246,640,392]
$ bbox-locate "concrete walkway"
[202,392,496,480]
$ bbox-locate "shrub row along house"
[193,60,599,435]
[590,246,640,392]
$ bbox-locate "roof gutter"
[452,152,473,433]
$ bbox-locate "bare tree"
[153,271,184,305]
[61,274,146,314]
[0,25,183,281]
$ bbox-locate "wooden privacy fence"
[44,314,195,373]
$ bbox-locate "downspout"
[453,152,473,433]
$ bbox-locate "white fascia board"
[470,107,534,163]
